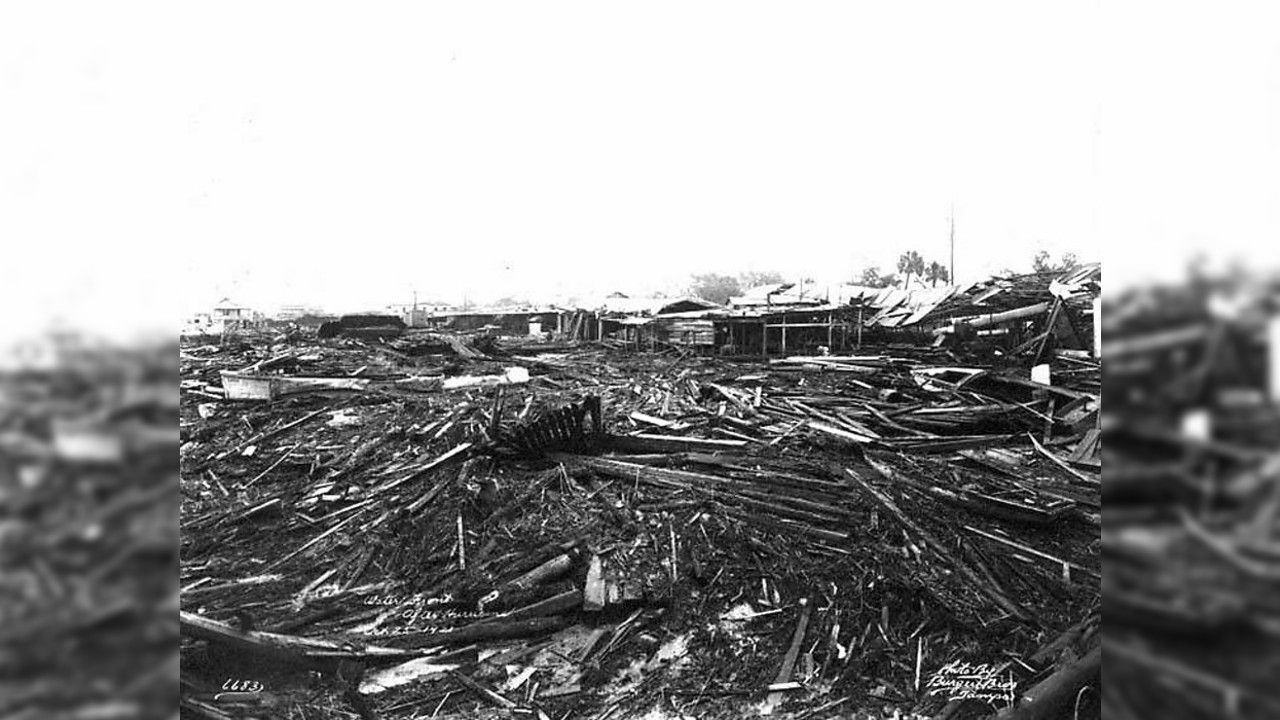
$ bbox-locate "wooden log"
[1000,645,1100,720]
[504,553,575,591]
[763,598,813,714]
[180,611,416,664]
[941,302,1051,333]
[396,616,569,650]
[1028,616,1095,665]
[502,588,582,622]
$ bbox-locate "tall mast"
[949,204,956,283]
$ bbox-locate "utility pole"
[949,204,956,284]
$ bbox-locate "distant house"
[591,295,724,349]
[181,312,216,337]
[213,298,251,328]
[594,295,720,318]
[384,302,453,328]
[181,298,260,337]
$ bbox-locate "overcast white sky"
[2,2,1278,340]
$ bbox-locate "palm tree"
[897,251,926,288]
[925,261,950,287]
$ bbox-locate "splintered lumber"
[395,616,569,650]
[180,321,1102,718]
[806,421,879,445]
[379,442,473,493]
[573,457,852,537]
[962,526,1099,580]
[264,512,362,571]
[629,411,675,428]
[447,670,518,709]
[862,453,1068,526]
[1027,433,1098,487]
[215,406,332,460]
[610,434,748,453]
[762,598,813,714]
[243,444,298,488]
[844,470,1031,621]
[889,435,1018,454]
[440,367,530,390]
[180,611,416,664]
[583,555,606,612]
[1000,645,1100,720]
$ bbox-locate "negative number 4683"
[222,679,264,693]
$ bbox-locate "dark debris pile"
[180,332,1099,720]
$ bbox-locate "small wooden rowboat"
[220,371,371,401]
[220,367,530,401]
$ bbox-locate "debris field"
[180,330,1100,720]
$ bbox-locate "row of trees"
[854,251,951,289]
[688,271,785,305]
[687,251,1084,303]
[1031,251,1081,275]
[860,250,1083,289]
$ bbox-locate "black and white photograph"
[168,5,1103,719]
[1,2,1278,720]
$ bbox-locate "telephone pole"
[949,204,956,284]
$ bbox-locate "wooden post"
[826,312,833,349]
[781,319,788,355]
[761,321,768,358]
[856,307,863,349]
[1093,301,1102,359]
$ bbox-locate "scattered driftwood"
[999,645,1101,720]
[181,323,1099,718]
[845,470,1032,622]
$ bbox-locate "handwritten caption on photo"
[925,661,1017,707]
